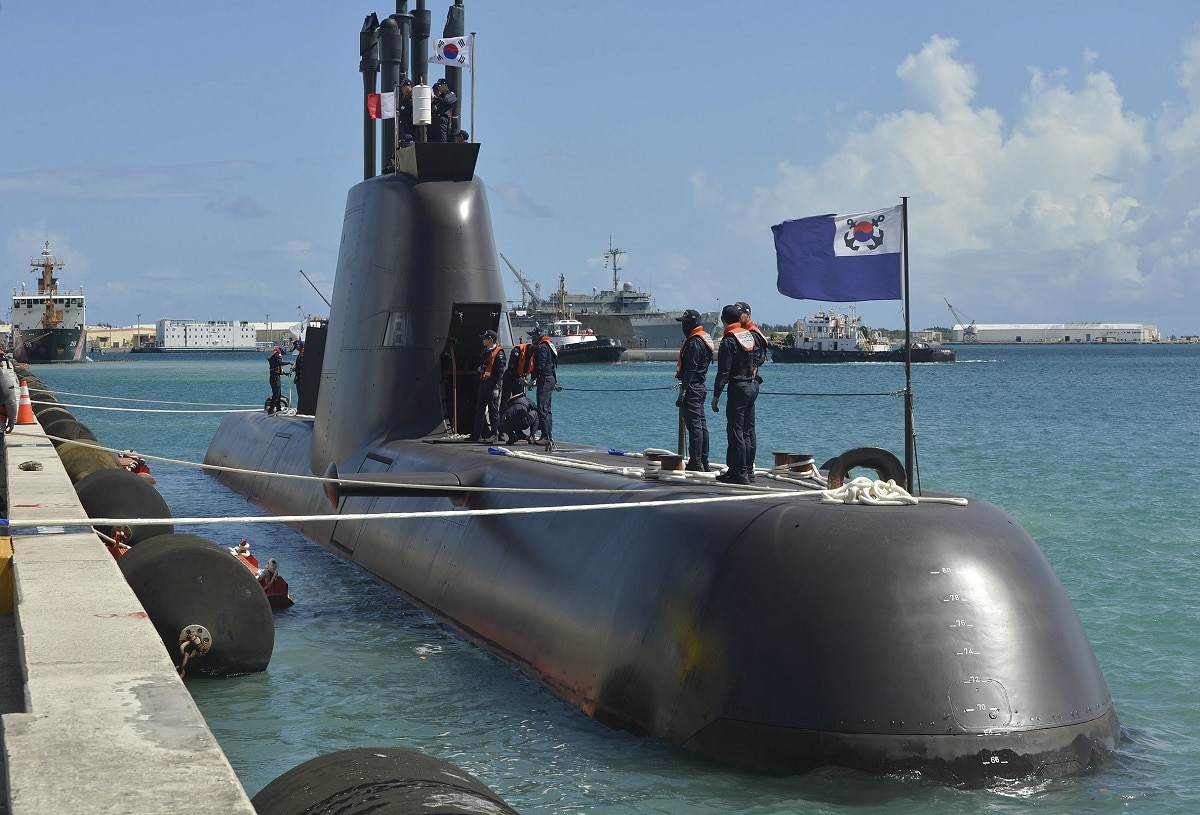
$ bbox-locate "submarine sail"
[205,4,1119,785]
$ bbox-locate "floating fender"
[825,446,907,489]
[251,747,520,815]
[31,403,74,428]
[42,417,99,446]
[57,443,121,484]
[118,533,274,677]
[74,467,173,542]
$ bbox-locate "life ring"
[825,446,906,490]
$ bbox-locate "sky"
[3,1,1200,336]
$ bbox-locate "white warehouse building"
[950,323,1159,344]
[155,319,258,350]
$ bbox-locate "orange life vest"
[481,344,502,380]
[675,326,714,378]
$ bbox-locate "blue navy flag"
[772,205,903,301]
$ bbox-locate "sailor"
[0,351,18,433]
[531,325,560,451]
[290,338,305,387]
[711,304,766,484]
[733,302,768,479]
[501,334,536,405]
[431,79,458,143]
[396,77,414,142]
[674,308,714,471]
[472,330,505,441]
[267,346,289,415]
[454,129,469,143]
[499,392,539,444]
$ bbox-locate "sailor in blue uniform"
[674,308,714,471]
[267,346,288,415]
[431,79,457,143]
[733,301,768,480]
[499,393,539,444]
[531,325,559,451]
[711,304,767,484]
[472,330,505,441]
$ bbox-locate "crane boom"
[500,253,540,309]
[943,299,978,342]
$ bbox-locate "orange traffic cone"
[16,381,37,425]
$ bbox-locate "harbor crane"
[944,298,978,342]
[500,253,541,311]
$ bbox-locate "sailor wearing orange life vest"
[471,330,506,441]
[502,334,537,405]
[734,301,768,477]
[711,303,767,484]
[531,324,559,452]
[674,308,714,472]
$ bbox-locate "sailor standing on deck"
[267,346,289,415]
[531,325,559,452]
[733,301,768,479]
[501,333,536,405]
[711,304,766,484]
[472,330,505,441]
[674,308,714,471]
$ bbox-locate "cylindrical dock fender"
[118,533,274,677]
[30,403,74,429]
[57,443,121,484]
[73,467,174,542]
[824,446,907,489]
[251,747,521,815]
[42,417,99,446]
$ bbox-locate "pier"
[0,422,254,814]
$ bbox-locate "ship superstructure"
[11,241,87,363]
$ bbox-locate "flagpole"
[393,85,399,161]
[470,32,476,141]
[901,196,915,493]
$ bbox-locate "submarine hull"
[204,135,1117,783]
[206,412,1118,784]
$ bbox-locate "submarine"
[205,2,1119,786]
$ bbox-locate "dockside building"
[950,322,1159,344]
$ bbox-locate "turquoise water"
[31,345,1200,813]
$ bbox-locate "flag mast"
[901,196,915,492]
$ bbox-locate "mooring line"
[31,390,259,408]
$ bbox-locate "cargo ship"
[11,241,87,364]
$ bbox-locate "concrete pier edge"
[1,422,255,814]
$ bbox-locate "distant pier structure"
[950,322,1159,343]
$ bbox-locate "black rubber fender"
[31,404,74,428]
[74,467,174,543]
[118,533,274,677]
[57,444,121,484]
[42,417,99,446]
[251,747,520,815]
[825,446,907,489]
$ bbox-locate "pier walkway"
[0,422,255,813]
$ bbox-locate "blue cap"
[480,330,498,340]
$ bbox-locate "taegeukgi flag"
[772,205,903,301]
[366,92,397,120]
[429,36,472,67]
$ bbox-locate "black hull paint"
[13,326,86,363]
[556,339,623,364]
[206,410,1119,783]
[204,146,1117,784]
[770,346,956,364]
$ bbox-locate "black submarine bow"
[205,2,1120,785]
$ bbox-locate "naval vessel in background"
[504,244,717,350]
[11,241,87,363]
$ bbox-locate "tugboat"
[12,241,87,364]
[541,274,623,364]
[770,309,955,363]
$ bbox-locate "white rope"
[6,489,821,529]
[819,476,969,506]
[32,390,258,408]
[36,400,255,414]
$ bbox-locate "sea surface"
[30,344,1200,813]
